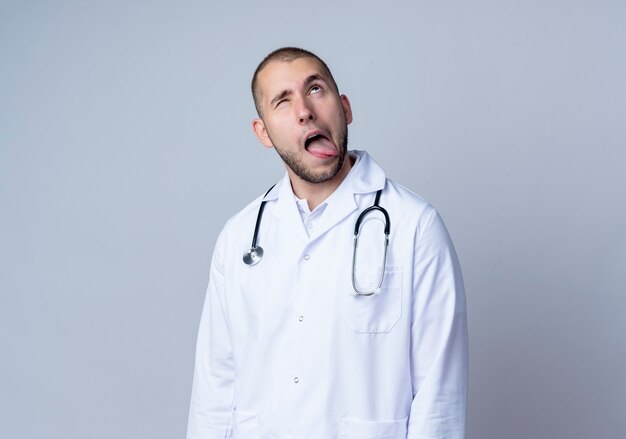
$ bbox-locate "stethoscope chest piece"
[243,246,264,266]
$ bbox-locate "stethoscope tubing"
[251,184,276,249]
[242,184,275,266]
[243,184,391,296]
[351,189,390,296]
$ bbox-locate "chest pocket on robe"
[342,265,403,334]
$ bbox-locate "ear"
[252,118,274,148]
[340,94,353,125]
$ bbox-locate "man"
[187,47,468,439]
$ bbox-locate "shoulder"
[208,189,272,272]
[226,193,265,229]
[217,189,269,246]
[216,175,285,243]
[383,178,437,226]
[381,180,460,271]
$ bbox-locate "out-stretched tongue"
[306,137,337,158]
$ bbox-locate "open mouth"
[304,132,338,159]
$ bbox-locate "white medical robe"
[187,150,468,438]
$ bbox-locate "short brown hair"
[251,47,340,117]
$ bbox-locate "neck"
[289,155,354,210]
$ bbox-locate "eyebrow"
[269,74,328,107]
[270,89,291,107]
[303,73,325,87]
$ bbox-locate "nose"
[296,98,315,124]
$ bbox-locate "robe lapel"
[269,175,309,244]
[267,151,387,245]
[307,188,358,242]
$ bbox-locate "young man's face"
[252,57,353,185]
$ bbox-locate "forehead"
[257,57,329,98]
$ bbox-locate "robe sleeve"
[407,208,469,439]
[187,231,236,439]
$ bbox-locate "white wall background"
[1,1,625,438]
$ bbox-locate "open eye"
[310,85,322,94]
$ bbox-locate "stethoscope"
[243,184,391,296]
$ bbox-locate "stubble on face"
[270,128,349,184]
